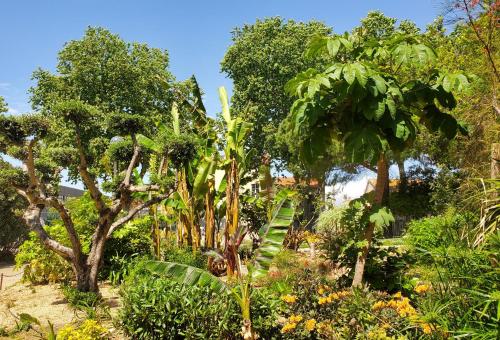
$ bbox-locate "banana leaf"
[253,198,295,277]
[145,260,227,294]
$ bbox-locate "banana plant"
[143,189,296,338]
[145,260,257,339]
[253,189,296,277]
[219,86,255,277]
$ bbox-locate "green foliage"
[144,260,226,294]
[254,197,296,277]
[15,229,73,284]
[285,24,468,167]
[161,243,207,269]
[317,201,408,291]
[221,17,332,171]
[0,160,27,255]
[120,260,280,339]
[404,209,477,257]
[403,207,499,337]
[61,285,102,310]
[102,215,152,280]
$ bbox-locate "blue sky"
[1,0,443,116]
[1,1,441,188]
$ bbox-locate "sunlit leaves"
[343,125,387,164]
[369,206,394,228]
[391,41,436,67]
[437,72,471,93]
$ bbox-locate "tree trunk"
[74,256,100,293]
[352,153,389,287]
[225,158,240,277]
[205,180,215,249]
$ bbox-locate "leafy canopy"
[285,30,469,165]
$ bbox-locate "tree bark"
[205,180,215,249]
[352,153,389,287]
[225,158,240,277]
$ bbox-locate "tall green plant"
[285,31,468,286]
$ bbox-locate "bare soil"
[0,265,123,339]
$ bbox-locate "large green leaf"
[145,261,227,294]
[136,134,160,153]
[369,206,394,229]
[343,125,386,164]
[171,102,180,136]
[219,86,231,124]
[193,157,216,197]
[254,198,296,277]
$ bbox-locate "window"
[251,183,260,196]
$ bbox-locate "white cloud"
[7,107,19,115]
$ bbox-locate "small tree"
[0,28,177,292]
[285,30,468,286]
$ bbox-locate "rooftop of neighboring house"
[58,185,84,199]
[364,179,422,194]
[275,177,319,187]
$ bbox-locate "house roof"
[59,185,84,197]
[275,177,319,187]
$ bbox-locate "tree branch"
[23,204,74,261]
[75,134,108,213]
[24,139,39,189]
[129,184,161,192]
[45,197,84,262]
[106,191,173,238]
[124,134,141,186]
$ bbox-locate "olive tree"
[0,28,177,292]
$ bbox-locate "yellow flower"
[289,314,303,323]
[393,291,402,299]
[372,301,386,310]
[414,284,430,295]
[318,297,329,305]
[317,287,325,295]
[281,294,297,303]
[328,292,339,300]
[305,318,316,331]
[422,323,433,334]
[281,322,297,333]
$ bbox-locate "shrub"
[317,201,410,291]
[15,229,73,284]
[61,285,108,320]
[276,281,432,339]
[57,319,108,340]
[61,285,102,309]
[120,260,281,339]
[404,208,477,256]
[161,243,207,269]
[404,211,499,337]
[101,215,152,281]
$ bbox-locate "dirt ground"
[0,264,123,339]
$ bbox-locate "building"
[41,185,84,223]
